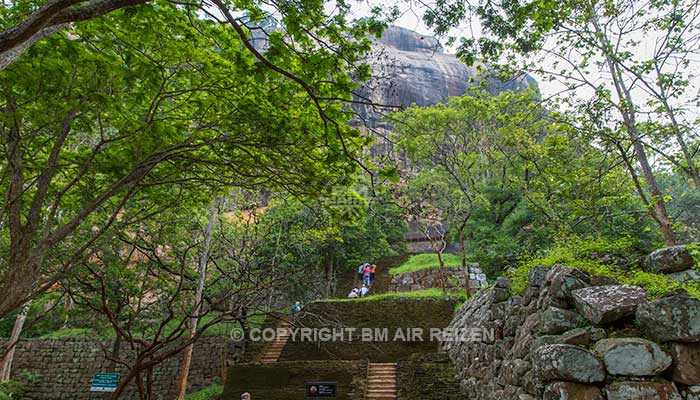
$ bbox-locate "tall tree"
[0,1,382,318]
[423,0,700,244]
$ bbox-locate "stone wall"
[222,360,367,400]
[442,264,700,399]
[396,353,462,400]
[5,336,242,400]
[390,264,488,292]
[280,298,458,362]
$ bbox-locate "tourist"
[357,263,367,283]
[291,301,301,325]
[241,393,251,400]
[362,264,371,286]
[370,264,377,285]
[348,288,359,298]
[359,284,369,297]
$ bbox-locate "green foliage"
[392,89,655,276]
[185,383,223,400]
[0,380,25,399]
[508,237,700,299]
[389,253,464,275]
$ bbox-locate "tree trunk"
[325,251,334,297]
[0,301,31,382]
[590,10,677,245]
[176,199,218,400]
[459,228,471,298]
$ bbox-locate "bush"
[185,383,223,400]
[0,380,25,399]
[508,236,700,299]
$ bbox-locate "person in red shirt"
[370,264,377,286]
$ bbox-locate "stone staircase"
[365,362,397,400]
[259,320,291,363]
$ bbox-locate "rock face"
[571,285,648,325]
[636,295,700,342]
[594,338,671,376]
[353,26,537,128]
[605,381,682,400]
[533,344,606,383]
[645,245,696,273]
[669,342,700,385]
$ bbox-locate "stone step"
[366,362,397,400]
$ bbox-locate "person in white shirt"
[359,284,369,297]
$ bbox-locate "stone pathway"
[365,362,397,400]
[259,320,291,363]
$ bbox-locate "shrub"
[508,236,700,299]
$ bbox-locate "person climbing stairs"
[259,320,291,363]
[365,362,397,399]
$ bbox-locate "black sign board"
[305,381,337,399]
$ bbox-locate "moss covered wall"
[221,360,367,400]
[280,298,457,362]
[396,353,463,400]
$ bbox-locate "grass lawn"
[317,288,468,303]
[185,383,223,400]
[388,253,464,275]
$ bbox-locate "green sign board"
[90,373,120,392]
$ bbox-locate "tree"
[0,1,382,319]
[392,89,656,275]
[423,0,700,244]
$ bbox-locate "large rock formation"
[353,26,537,129]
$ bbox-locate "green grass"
[185,383,223,400]
[318,288,468,303]
[389,253,464,275]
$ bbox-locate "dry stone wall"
[390,264,488,292]
[442,264,700,400]
[4,336,242,400]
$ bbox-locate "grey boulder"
[572,285,648,325]
[605,381,681,400]
[645,245,696,274]
[594,337,671,376]
[532,344,605,383]
[636,295,700,342]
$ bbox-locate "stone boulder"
[547,266,591,302]
[636,295,700,342]
[543,381,604,400]
[669,342,700,385]
[681,386,700,400]
[532,344,605,383]
[593,338,671,376]
[605,381,682,400]
[667,268,700,283]
[572,285,648,325]
[645,245,696,274]
[537,307,581,335]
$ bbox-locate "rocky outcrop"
[352,26,537,129]
[442,265,700,400]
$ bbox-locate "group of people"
[348,262,377,298]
